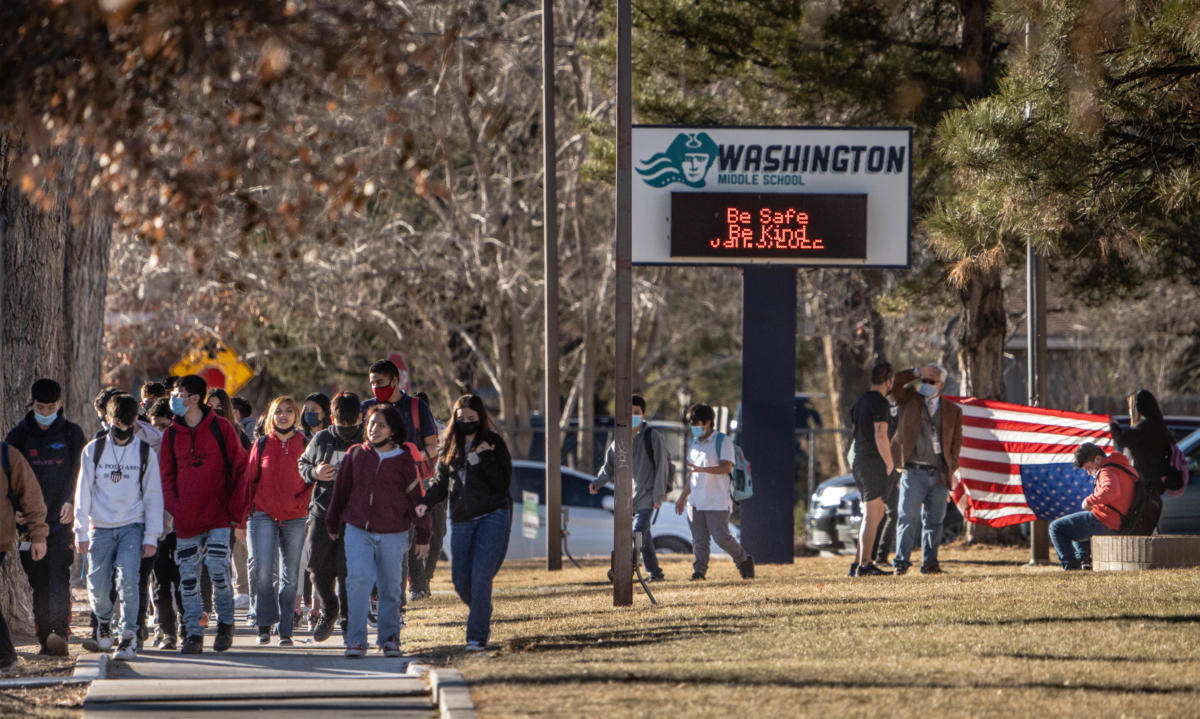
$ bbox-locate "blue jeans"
[634,508,663,577]
[86,523,144,637]
[450,508,511,646]
[343,523,407,649]
[895,465,949,568]
[176,528,234,637]
[1049,511,1112,569]
[248,511,307,637]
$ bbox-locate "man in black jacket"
[5,379,86,655]
[298,391,361,642]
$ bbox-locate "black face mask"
[369,439,393,451]
[333,425,361,442]
[111,426,135,442]
[457,420,480,435]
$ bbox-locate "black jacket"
[1110,419,1174,495]
[423,430,512,522]
[298,425,364,517]
[5,410,86,534]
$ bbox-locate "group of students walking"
[0,358,514,670]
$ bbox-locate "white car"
[444,460,735,561]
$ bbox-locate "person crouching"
[325,405,431,658]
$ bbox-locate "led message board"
[633,126,911,267]
[670,193,867,261]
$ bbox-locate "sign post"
[630,125,912,563]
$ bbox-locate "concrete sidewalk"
[82,612,439,717]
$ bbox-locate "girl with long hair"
[1109,389,1174,534]
[417,394,511,652]
[325,405,431,657]
[243,396,311,646]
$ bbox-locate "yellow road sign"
[170,341,255,395]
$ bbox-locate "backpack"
[91,435,152,495]
[714,432,753,503]
[404,396,435,483]
[642,426,675,492]
[167,417,235,492]
[1164,442,1189,497]
[1102,461,1152,535]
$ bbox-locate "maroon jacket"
[160,407,250,539]
[325,443,431,543]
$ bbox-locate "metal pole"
[612,0,634,606]
[542,0,562,572]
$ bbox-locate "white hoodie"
[74,434,164,547]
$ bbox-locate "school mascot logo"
[636,132,719,188]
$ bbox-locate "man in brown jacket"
[889,364,963,575]
[1,441,50,673]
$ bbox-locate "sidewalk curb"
[428,668,477,719]
[0,653,106,690]
[73,654,109,683]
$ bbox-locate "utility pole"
[542,0,562,572]
[612,0,634,606]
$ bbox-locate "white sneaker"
[465,641,486,652]
[112,634,137,661]
[233,594,250,611]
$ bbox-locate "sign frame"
[632,124,912,268]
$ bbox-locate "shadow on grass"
[463,671,1198,696]
[503,622,741,653]
[984,651,1177,663]
[956,612,1200,626]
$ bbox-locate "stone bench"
[1093,534,1200,571]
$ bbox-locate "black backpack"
[642,426,675,492]
[91,435,153,495]
[167,418,235,492]
[1102,461,1152,535]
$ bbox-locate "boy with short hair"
[74,395,163,661]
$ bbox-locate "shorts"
[852,456,889,502]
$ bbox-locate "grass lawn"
[405,544,1200,718]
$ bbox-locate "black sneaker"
[847,562,859,577]
[256,627,271,645]
[689,572,706,581]
[213,622,234,652]
[160,635,177,651]
[737,556,755,579]
[919,563,944,575]
[893,562,911,576]
[873,558,893,569]
[856,563,890,576]
[313,612,337,643]
[180,635,204,654]
[647,574,666,583]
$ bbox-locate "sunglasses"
[921,378,938,385]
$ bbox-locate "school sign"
[632,126,912,267]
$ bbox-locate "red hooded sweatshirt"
[1087,450,1138,531]
[244,432,311,521]
[160,407,250,539]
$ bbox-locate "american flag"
[948,397,1113,528]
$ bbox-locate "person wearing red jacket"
[243,396,311,647]
[325,405,431,658]
[1049,442,1138,570]
[160,375,249,654]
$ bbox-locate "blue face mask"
[303,411,321,428]
[170,396,187,416]
[33,410,57,427]
[631,415,643,429]
[918,382,939,399]
[690,425,704,439]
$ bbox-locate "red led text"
[714,206,825,251]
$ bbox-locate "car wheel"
[653,536,692,554]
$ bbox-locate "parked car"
[1158,427,1200,534]
[1110,415,1200,444]
[445,460,732,561]
[804,473,963,554]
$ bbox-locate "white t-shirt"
[687,432,734,511]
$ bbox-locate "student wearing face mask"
[5,378,86,656]
[74,394,163,661]
[889,364,963,576]
[1049,443,1137,570]
[417,395,511,652]
[298,392,361,641]
[242,396,311,647]
[590,395,672,582]
[301,393,331,442]
[327,405,431,658]
[673,403,754,582]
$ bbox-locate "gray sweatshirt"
[591,426,671,511]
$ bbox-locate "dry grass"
[403,544,1200,719]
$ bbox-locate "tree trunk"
[820,273,885,475]
[0,132,112,624]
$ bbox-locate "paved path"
[83,613,435,717]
